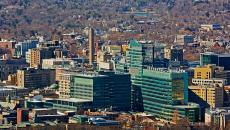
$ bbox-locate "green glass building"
[126,40,154,111]
[200,52,218,66]
[141,68,199,121]
[70,71,131,111]
[127,40,200,122]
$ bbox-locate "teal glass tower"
[126,40,154,111]
[127,40,200,122]
[141,68,199,121]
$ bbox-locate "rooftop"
[46,98,92,103]
[0,87,14,91]
[174,103,200,109]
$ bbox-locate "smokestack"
[89,28,95,65]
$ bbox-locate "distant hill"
[0,0,229,40]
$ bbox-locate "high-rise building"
[126,40,199,122]
[200,52,218,67]
[189,85,224,108]
[89,28,95,65]
[132,67,200,122]
[218,55,230,70]
[126,40,154,75]
[26,48,40,68]
[200,52,230,70]
[126,40,154,111]
[17,68,55,88]
[171,49,183,62]
[55,68,68,81]
[70,71,131,111]
[215,70,230,85]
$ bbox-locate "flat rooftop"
[46,98,92,103]
[174,103,200,109]
[0,87,14,91]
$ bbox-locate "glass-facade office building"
[140,68,199,121]
[70,71,131,111]
[200,52,230,70]
[126,40,154,111]
[127,40,200,122]
[15,40,39,57]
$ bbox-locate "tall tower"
[89,28,95,65]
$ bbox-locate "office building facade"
[189,85,224,108]
[70,71,131,111]
[0,59,28,81]
[58,73,73,99]
[194,64,230,85]
[192,78,226,87]
[137,68,199,122]
[127,40,154,73]
[126,40,154,112]
[200,52,230,70]
[17,68,55,88]
[194,64,215,79]
[126,40,199,122]
[42,58,74,69]
[14,40,39,57]
[26,48,55,68]
[164,46,183,62]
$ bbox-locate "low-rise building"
[0,39,16,57]
[42,58,74,69]
[200,24,222,31]
[175,35,194,45]
[164,46,183,62]
[14,40,39,57]
[205,108,230,130]
[0,59,28,81]
[16,68,55,88]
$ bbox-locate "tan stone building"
[26,48,54,68]
[58,73,73,98]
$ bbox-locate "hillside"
[0,0,229,40]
